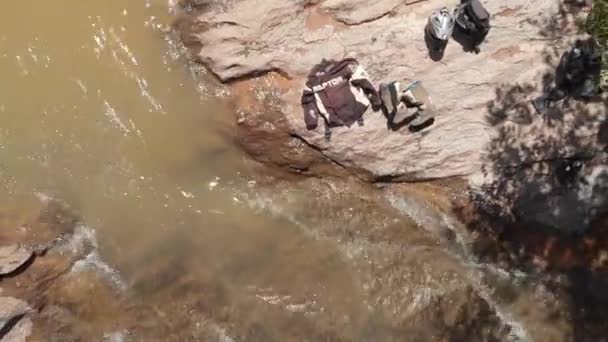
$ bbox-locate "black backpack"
[456,0,491,48]
[556,39,602,96]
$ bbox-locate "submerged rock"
[0,246,32,276]
[0,195,79,255]
[0,296,30,323]
[0,297,32,342]
[1,318,32,342]
[0,196,135,341]
[401,285,510,342]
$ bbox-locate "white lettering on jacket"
[312,76,346,92]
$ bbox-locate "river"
[0,1,578,341]
[0,1,386,340]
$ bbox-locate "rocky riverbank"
[174,0,608,340]
[176,0,606,179]
[175,0,608,255]
[4,0,606,340]
[176,0,607,228]
[0,195,129,341]
[0,182,533,341]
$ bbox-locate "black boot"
[409,109,435,128]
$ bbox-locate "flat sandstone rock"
[0,296,32,342]
[0,246,32,276]
[185,0,606,182]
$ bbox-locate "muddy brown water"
[0,1,579,341]
[0,1,377,340]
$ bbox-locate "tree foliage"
[586,0,608,88]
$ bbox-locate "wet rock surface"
[0,196,131,341]
[0,297,31,342]
[0,182,527,341]
[454,197,608,341]
[174,0,608,340]
[0,157,600,342]
[0,246,32,276]
[231,77,347,176]
[121,176,523,341]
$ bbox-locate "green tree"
[586,0,608,89]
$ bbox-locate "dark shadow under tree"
[453,2,608,340]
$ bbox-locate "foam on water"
[210,324,236,342]
[385,193,443,236]
[65,225,127,291]
[250,286,322,317]
[36,192,127,292]
[103,331,126,342]
[238,188,324,241]
[385,191,533,342]
[469,270,532,342]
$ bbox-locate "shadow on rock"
[599,119,608,151]
[454,6,608,340]
[564,259,608,342]
[452,25,481,54]
[460,69,608,251]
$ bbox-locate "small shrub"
[586,0,608,89]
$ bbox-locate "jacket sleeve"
[349,62,382,108]
[301,85,320,130]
